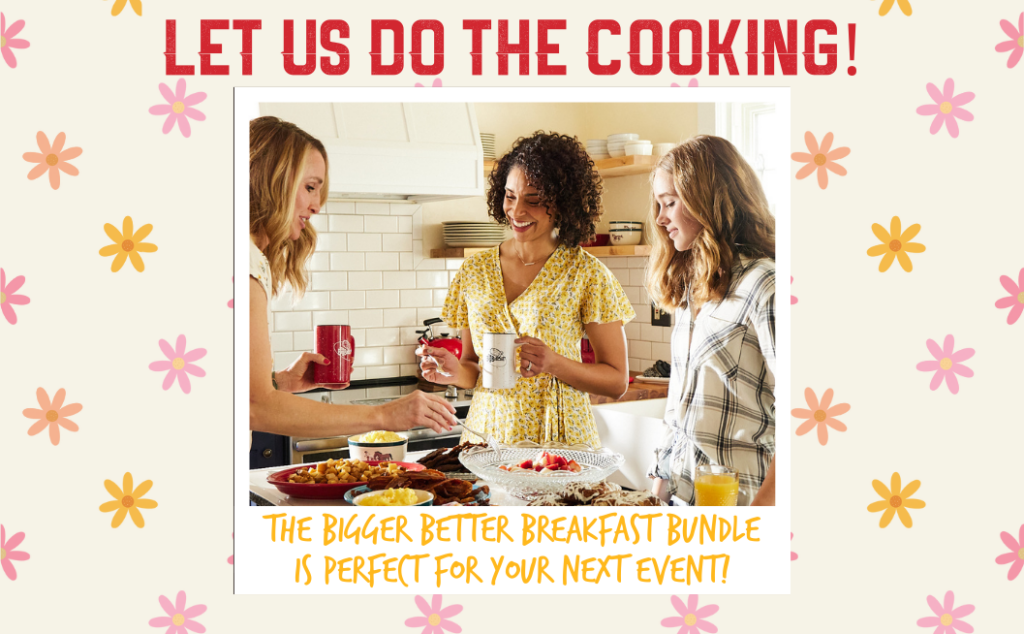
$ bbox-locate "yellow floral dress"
[442,243,635,448]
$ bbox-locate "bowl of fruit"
[458,441,624,501]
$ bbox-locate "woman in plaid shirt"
[645,136,777,506]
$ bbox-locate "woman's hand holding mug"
[276,352,350,393]
[515,336,558,378]
[416,345,460,385]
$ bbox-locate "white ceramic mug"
[481,332,523,390]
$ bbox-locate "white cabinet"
[258,102,485,203]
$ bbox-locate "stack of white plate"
[624,140,653,156]
[480,133,496,160]
[607,133,639,158]
[586,139,610,161]
[443,221,508,247]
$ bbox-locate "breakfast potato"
[286,458,407,484]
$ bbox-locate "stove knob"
[262,449,273,458]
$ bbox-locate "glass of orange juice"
[694,465,739,506]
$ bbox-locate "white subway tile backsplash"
[383,308,418,328]
[397,217,413,233]
[652,342,672,362]
[384,271,416,289]
[331,291,365,310]
[416,257,445,270]
[401,289,433,308]
[632,303,651,324]
[623,285,640,304]
[624,322,640,340]
[640,288,650,305]
[317,233,348,252]
[312,272,347,291]
[417,271,449,288]
[383,234,413,252]
[412,240,424,269]
[412,209,423,239]
[329,215,363,233]
[354,346,383,366]
[312,310,348,326]
[389,203,420,216]
[348,272,383,290]
[417,307,442,323]
[326,202,355,215]
[348,309,383,329]
[331,388,366,403]
[628,357,642,373]
[384,345,416,365]
[365,216,398,233]
[631,340,652,360]
[446,259,464,270]
[401,328,423,345]
[310,215,330,231]
[449,271,459,283]
[629,269,646,286]
[365,252,399,271]
[357,202,391,216]
[637,358,654,374]
[628,256,649,268]
[349,367,366,381]
[293,331,314,351]
[367,366,402,380]
[331,252,364,271]
[350,329,365,346]
[366,290,400,309]
[641,324,663,342]
[611,269,630,288]
[401,363,420,376]
[275,311,311,331]
[366,328,400,347]
[400,252,414,270]
[271,332,293,352]
[347,233,382,252]
[275,352,301,372]
[433,289,448,306]
[307,252,330,271]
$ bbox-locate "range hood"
[258,102,485,204]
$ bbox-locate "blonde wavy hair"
[249,116,329,297]
[645,135,775,311]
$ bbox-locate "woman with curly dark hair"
[417,131,636,447]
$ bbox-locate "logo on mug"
[335,340,352,357]
[485,348,506,366]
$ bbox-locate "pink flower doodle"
[916,335,974,395]
[995,524,1024,581]
[791,532,798,561]
[415,78,443,87]
[1,525,30,581]
[792,387,850,446]
[1,13,30,68]
[792,131,850,189]
[23,387,83,446]
[671,79,700,87]
[228,277,234,308]
[790,276,798,304]
[1,268,30,325]
[916,79,975,138]
[148,591,206,634]
[916,591,974,634]
[662,595,719,634]
[149,79,207,138]
[149,335,207,394]
[405,595,462,634]
[996,13,1024,69]
[995,267,1024,325]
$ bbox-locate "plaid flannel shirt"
[647,257,776,505]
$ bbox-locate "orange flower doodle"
[106,0,142,17]
[99,216,158,272]
[876,0,913,17]
[867,472,925,528]
[791,132,850,190]
[867,216,925,272]
[99,472,157,528]
[792,387,850,446]
[22,132,82,190]
[23,387,82,446]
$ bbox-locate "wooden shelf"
[484,154,657,179]
[430,245,650,259]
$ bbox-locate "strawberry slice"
[566,459,582,473]
[519,459,534,470]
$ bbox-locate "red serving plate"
[267,460,425,499]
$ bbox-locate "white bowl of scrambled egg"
[347,430,408,462]
[353,488,433,506]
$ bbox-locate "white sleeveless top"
[249,236,273,449]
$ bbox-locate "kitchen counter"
[589,377,669,405]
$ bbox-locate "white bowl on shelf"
[624,142,653,156]
[609,229,642,246]
[607,133,640,143]
[609,221,643,231]
[608,149,626,158]
[653,142,676,156]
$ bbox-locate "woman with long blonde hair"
[248,116,456,441]
[645,135,777,506]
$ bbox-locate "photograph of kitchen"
[247,97,786,509]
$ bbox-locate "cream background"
[2,0,1022,631]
